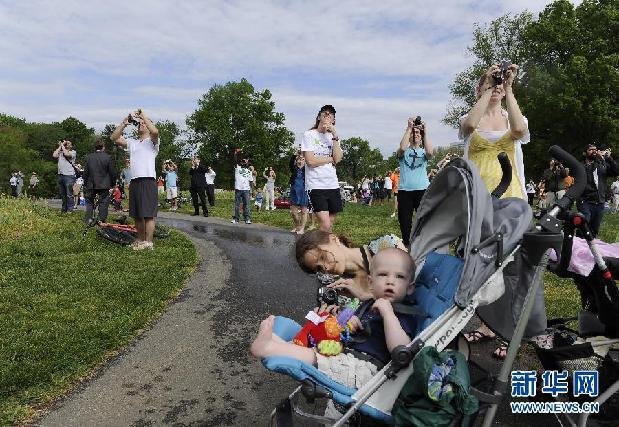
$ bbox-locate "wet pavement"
[32,211,570,426]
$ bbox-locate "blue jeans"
[577,200,605,237]
[58,174,75,212]
[234,190,251,221]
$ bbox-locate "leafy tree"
[518,0,619,175]
[187,78,295,188]
[57,117,95,161]
[443,12,533,128]
[338,137,385,185]
[385,152,400,173]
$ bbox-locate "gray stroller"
[263,146,596,426]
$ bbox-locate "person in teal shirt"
[396,116,434,247]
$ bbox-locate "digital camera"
[492,60,511,86]
[316,272,341,306]
[128,114,140,126]
[317,286,339,306]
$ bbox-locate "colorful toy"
[292,299,360,356]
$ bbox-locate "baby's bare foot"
[250,315,275,358]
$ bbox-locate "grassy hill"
[0,197,198,425]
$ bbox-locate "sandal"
[492,341,508,360]
[463,330,496,344]
[528,333,553,350]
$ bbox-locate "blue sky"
[0,0,568,156]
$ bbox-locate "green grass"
[0,197,198,426]
[170,189,619,323]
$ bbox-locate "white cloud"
[0,0,573,157]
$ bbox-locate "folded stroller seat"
[262,252,464,424]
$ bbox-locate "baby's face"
[369,255,412,303]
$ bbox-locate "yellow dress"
[467,130,524,199]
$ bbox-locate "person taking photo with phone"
[577,144,619,237]
[301,105,343,232]
[111,109,159,251]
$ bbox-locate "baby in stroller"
[250,248,418,389]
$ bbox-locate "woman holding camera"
[295,230,406,301]
[263,167,276,210]
[459,63,529,200]
[396,116,434,248]
[460,64,550,359]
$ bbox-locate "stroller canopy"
[409,158,533,308]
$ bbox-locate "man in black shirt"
[577,144,619,237]
[83,138,117,224]
[189,157,209,217]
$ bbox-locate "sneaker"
[231,219,238,224]
[129,240,144,250]
[245,220,252,224]
[132,241,154,251]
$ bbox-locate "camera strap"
[360,247,370,273]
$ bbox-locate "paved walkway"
[32,208,562,426]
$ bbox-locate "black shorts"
[308,188,343,214]
[129,177,158,219]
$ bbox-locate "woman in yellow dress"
[459,64,551,358]
[460,63,529,200]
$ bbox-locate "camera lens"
[318,287,339,306]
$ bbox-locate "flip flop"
[463,330,496,344]
[492,341,508,360]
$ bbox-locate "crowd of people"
[6,63,618,262]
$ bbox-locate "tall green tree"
[338,137,385,185]
[518,0,619,173]
[186,78,295,188]
[57,117,95,161]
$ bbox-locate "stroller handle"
[490,152,512,198]
[548,145,586,210]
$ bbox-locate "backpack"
[392,347,478,427]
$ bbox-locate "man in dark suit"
[83,138,117,224]
[189,156,209,217]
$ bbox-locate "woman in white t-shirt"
[111,110,160,250]
[301,105,344,232]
